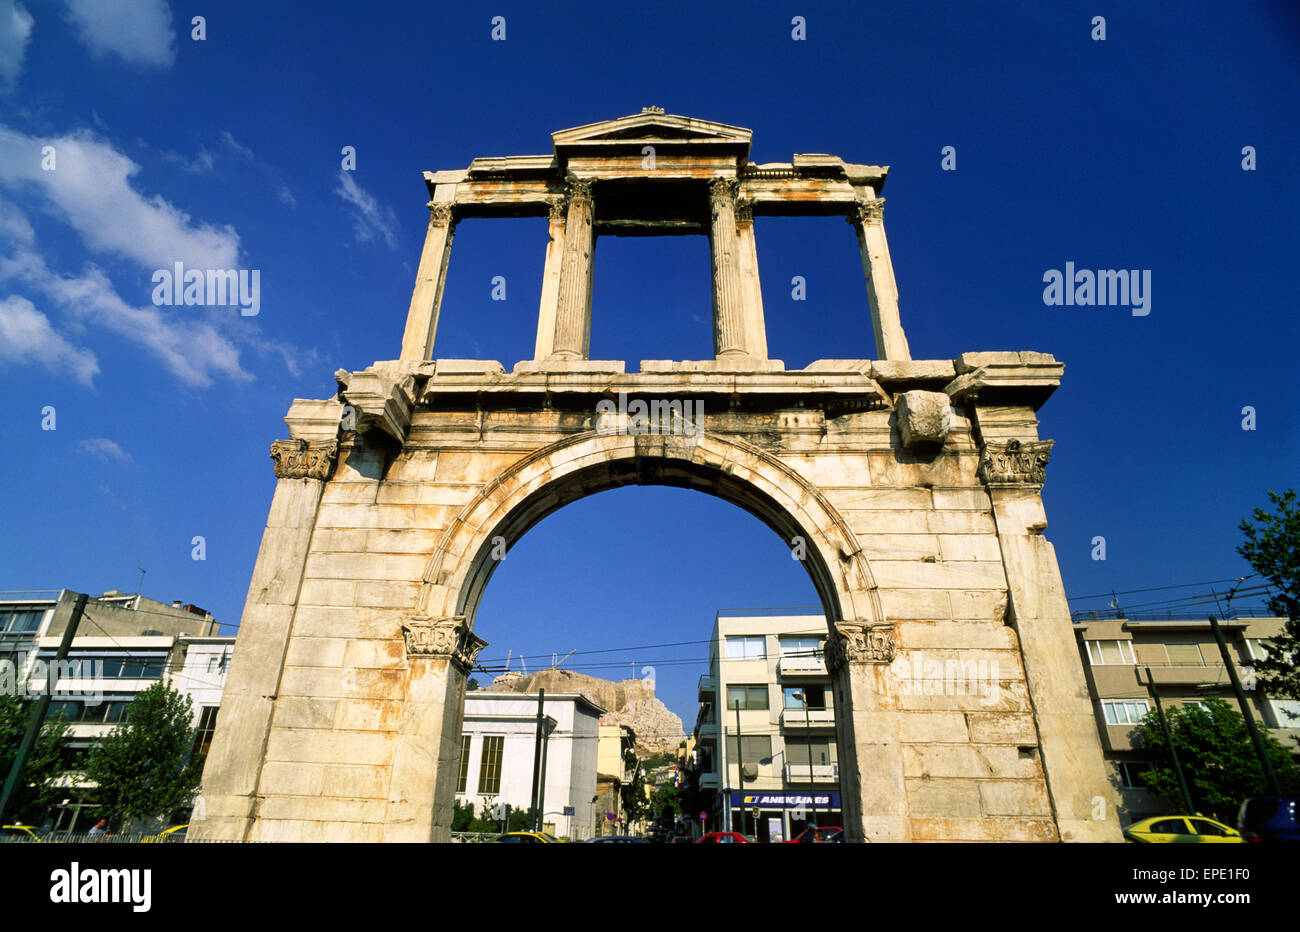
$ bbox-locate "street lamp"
[791,689,817,832]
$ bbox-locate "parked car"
[1122,816,1242,843]
[695,831,752,844]
[492,831,559,843]
[2,824,42,842]
[142,824,187,844]
[587,835,650,843]
[785,825,844,844]
[1237,797,1300,843]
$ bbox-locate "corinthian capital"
[401,615,488,674]
[428,202,457,227]
[269,439,338,480]
[708,178,740,203]
[847,197,885,227]
[977,438,1054,488]
[826,622,896,670]
[564,175,594,206]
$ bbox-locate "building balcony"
[779,708,836,728]
[1137,664,1230,688]
[700,773,721,789]
[698,674,716,697]
[694,722,718,744]
[777,655,827,677]
[784,763,839,783]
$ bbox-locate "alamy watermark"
[594,392,704,448]
[889,651,1001,706]
[1043,262,1150,317]
[0,653,105,705]
[152,262,260,316]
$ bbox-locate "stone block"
[899,712,969,743]
[895,390,954,448]
[967,712,1038,744]
[906,778,983,818]
[979,779,1053,817]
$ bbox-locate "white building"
[456,691,604,839]
[693,610,842,842]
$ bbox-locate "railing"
[0,831,181,844]
[784,763,839,783]
[780,708,836,727]
[778,655,827,676]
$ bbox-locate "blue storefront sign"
[729,791,840,809]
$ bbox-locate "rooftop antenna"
[135,566,147,595]
[520,655,527,674]
[555,649,576,670]
[504,649,512,673]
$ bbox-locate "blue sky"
[0,1,1295,726]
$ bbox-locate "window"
[1150,818,1191,836]
[1190,818,1230,837]
[0,610,44,634]
[44,699,131,724]
[207,654,230,675]
[477,735,504,794]
[1246,639,1274,661]
[1102,700,1149,725]
[49,654,168,679]
[726,685,768,710]
[1085,640,1135,665]
[786,736,837,765]
[457,735,472,794]
[778,636,822,658]
[725,636,766,660]
[1165,642,1205,666]
[1118,762,1152,789]
[193,707,219,757]
[725,735,772,763]
[783,685,826,710]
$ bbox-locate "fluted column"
[533,198,568,359]
[549,177,595,360]
[848,197,912,361]
[399,203,457,361]
[709,179,748,358]
[734,198,768,359]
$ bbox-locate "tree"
[0,693,68,824]
[620,758,647,826]
[1237,489,1300,705]
[1135,698,1300,822]
[83,683,202,826]
[650,781,682,825]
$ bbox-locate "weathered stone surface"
[894,390,954,448]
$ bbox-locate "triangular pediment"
[553,110,752,153]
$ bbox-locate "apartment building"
[456,690,604,839]
[1073,615,1300,823]
[692,610,841,843]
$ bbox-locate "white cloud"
[0,0,33,91]
[0,124,239,270]
[276,184,297,208]
[0,249,252,387]
[336,171,398,249]
[0,293,99,385]
[220,130,255,161]
[0,193,33,244]
[61,0,174,68]
[78,437,132,464]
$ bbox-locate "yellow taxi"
[2,824,43,842]
[142,824,188,843]
[1123,816,1243,843]
[492,830,561,844]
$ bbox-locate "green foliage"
[1237,489,1300,705]
[650,781,682,824]
[0,693,68,823]
[83,683,202,825]
[620,762,647,824]
[451,798,536,834]
[1136,697,1300,822]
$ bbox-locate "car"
[785,825,844,844]
[1122,816,1243,843]
[587,835,650,843]
[143,824,187,844]
[2,824,42,842]
[1237,796,1300,843]
[695,831,752,844]
[492,831,558,843]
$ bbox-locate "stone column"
[549,178,595,360]
[399,202,457,362]
[533,198,567,359]
[189,400,341,842]
[849,197,912,361]
[827,621,909,842]
[976,434,1123,842]
[709,179,749,358]
[382,615,487,842]
[734,198,769,360]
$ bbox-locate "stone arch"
[413,430,885,635]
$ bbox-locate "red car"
[784,825,844,844]
[695,832,752,844]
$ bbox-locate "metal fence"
[1,831,182,844]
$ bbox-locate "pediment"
[552,110,752,154]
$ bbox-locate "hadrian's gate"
[192,110,1122,843]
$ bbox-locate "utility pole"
[1208,615,1281,795]
[733,699,745,838]
[0,592,88,823]
[528,689,545,831]
[794,689,818,831]
[537,717,554,832]
[1146,667,1195,814]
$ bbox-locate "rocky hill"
[488,668,686,757]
